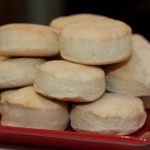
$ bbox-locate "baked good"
[0,89,16,113]
[34,60,105,102]
[59,19,132,65]
[50,13,109,33]
[70,93,146,135]
[0,58,45,89]
[0,56,7,60]
[0,23,59,57]
[105,34,150,97]
[1,86,69,130]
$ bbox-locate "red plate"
[0,110,150,150]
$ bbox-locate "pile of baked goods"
[0,14,149,135]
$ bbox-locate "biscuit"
[0,58,45,89]
[0,89,16,113]
[0,56,7,60]
[50,13,109,33]
[1,86,69,130]
[70,93,146,135]
[105,34,150,96]
[0,23,59,57]
[34,60,105,102]
[59,20,132,65]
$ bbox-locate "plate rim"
[0,125,149,146]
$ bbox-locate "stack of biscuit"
[0,23,69,130]
[0,14,148,136]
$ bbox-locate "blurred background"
[0,0,149,40]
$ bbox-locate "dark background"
[0,0,150,40]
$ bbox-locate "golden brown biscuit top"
[50,13,109,32]
[0,23,57,36]
[39,60,105,82]
[1,86,68,109]
[61,20,131,41]
[72,93,145,118]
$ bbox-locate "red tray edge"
[0,125,149,145]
